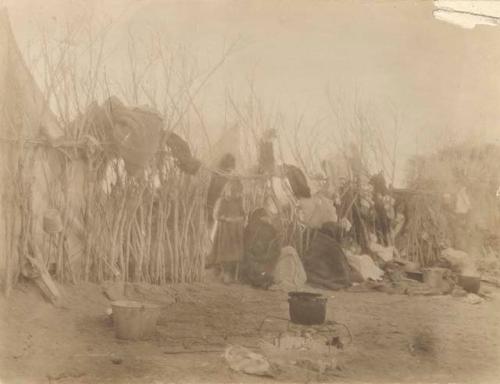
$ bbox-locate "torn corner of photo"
[433,0,500,29]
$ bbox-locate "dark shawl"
[283,164,311,199]
[303,222,351,290]
[241,209,281,287]
[166,132,201,175]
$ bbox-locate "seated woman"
[303,221,352,290]
[241,208,281,289]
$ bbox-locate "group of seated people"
[208,179,352,290]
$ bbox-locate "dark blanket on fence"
[303,227,351,290]
[97,96,163,175]
[283,164,311,199]
[166,132,201,175]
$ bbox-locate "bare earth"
[1,280,499,384]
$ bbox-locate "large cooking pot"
[288,291,327,325]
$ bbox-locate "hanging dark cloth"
[241,208,281,288]
[165,132,201,175]
[97,96,162,176]
[303,222,351,290]
[283,164,311,199]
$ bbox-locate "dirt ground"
[1,278,499,384]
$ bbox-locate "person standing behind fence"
[210,179,245,283]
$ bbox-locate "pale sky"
[3,0,500,185]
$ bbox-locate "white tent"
[0,8,66,295]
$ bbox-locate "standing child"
[210,179,245,283]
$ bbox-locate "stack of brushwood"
[401,143,500,268]
[79,138,211,284]
[395,190,452,266]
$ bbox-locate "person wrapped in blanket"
[303,221,352,290]
[241,208,281,289]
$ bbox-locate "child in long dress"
[210,179,245,283]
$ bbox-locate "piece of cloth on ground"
[303,223,351,290]
[271,246,307,291]
[440,248,479,276]
[345,253,384,281]
[369,242,396,263]
[224,345,271,377]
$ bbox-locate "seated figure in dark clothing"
[303,221,352,290]
[241,208,281,289]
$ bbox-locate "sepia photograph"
[0,1,499,383]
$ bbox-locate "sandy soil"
[1,279,499,384]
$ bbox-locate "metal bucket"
[458,275,480,294]
[288,292,327,325]
[111,300,161,340]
